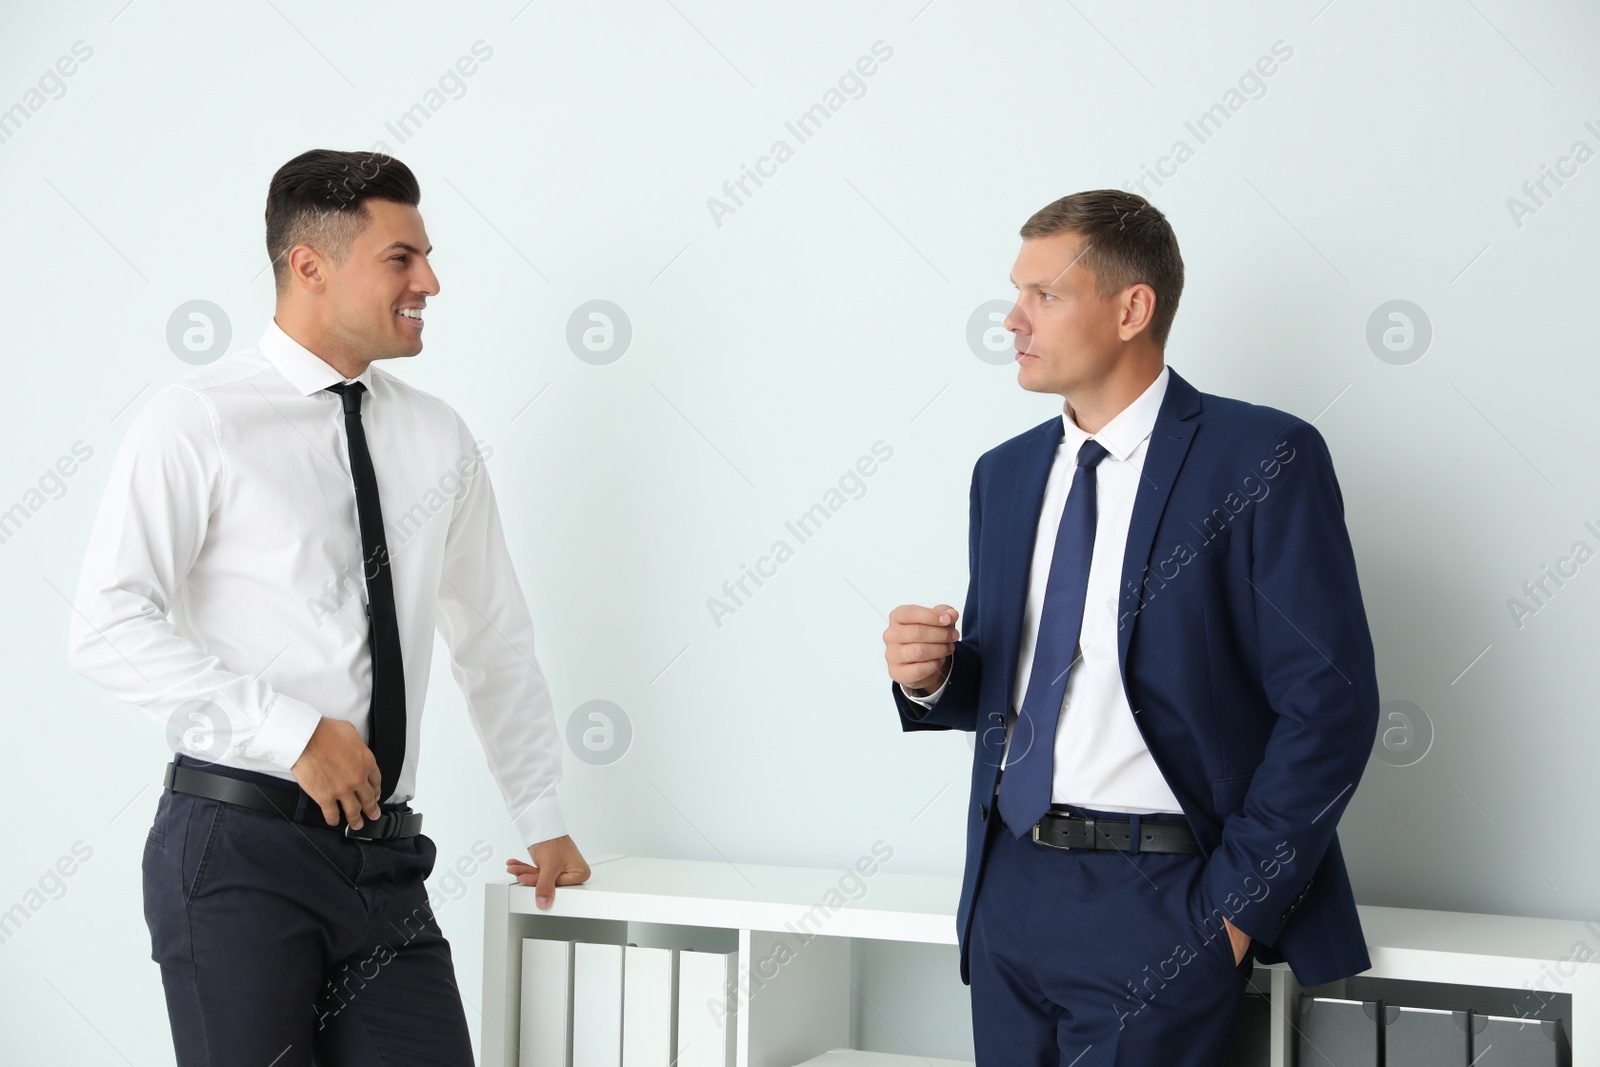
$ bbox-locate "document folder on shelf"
[1221,989,1270,1067]
[1381,1004,1470,1066]
[1297,995,1380,1067]
[521,938,575,1067]
[573,941,624,1067]
[1471,1013,1571,1067]
[675,948,738,1067]
[622,944,678,1067]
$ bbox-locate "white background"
[2,0,1597,1061]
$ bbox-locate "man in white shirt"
[68,148,588,1065]
[883,190,1379,1064]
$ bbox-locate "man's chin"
[1015,364,1056,394]
[373,339,423,360]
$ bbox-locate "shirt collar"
[259,317,378,397]
[1060,364,1171,462]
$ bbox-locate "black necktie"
[326,381,406,803]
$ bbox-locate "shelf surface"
[507,854,961,944]
[506,856,1600,969]
[1356,904,1600,963]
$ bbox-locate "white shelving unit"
[480,855,1600,1067]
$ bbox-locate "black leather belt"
[1031,808,1202,855]
[163,762,423,842]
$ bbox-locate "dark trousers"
[141,755,475,1066]
[969,803,1254,1066]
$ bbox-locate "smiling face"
[282,197,439,366]
[1006,230,1144,400]
[321,198,438,360]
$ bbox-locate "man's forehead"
[357,214,431,255]
[356,200,428,247]
[1012,234,1089,287]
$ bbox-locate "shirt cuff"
[241,692,323,771]
[513,792,569,850]
[900,674,948,708]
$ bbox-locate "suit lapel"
[1117,367,1203,677]
[993,367,1205,706]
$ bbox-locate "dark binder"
[1382,1004,1470,1066]
[1221,989,1271,1067]
[1297,995,1380,1067]
[1470,1013,1571,1067]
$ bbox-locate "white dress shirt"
[905,365,1183,813]
[68,318,567,846]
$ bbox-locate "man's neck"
[273,311,370,381]
[1064,353,1163,434]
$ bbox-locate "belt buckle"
[344,813,396,841]
[1031,820,1070,851]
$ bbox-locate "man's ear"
[1119,283,1157,341]
[287,244,329,294]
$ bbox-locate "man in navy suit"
[883,189,1379,1065]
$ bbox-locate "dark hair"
[1019,190,1184,347]
[264,149,421,293]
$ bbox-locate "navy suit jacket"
[892,365,1379,988]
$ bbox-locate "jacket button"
[978,803,989,821]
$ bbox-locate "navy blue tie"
[997,437,1111,838]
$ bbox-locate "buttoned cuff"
[242,692,323,771]
[513,792,569,850]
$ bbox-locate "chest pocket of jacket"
[1211,772,1253,816]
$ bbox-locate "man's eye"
[392,255,407,263]
[1040,292,1055,301]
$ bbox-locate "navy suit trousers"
[968,802,1254,1066]
[141,755,474,1066]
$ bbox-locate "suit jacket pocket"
[1211,772,1254,816]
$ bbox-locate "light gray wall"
[3,0,1596,1060]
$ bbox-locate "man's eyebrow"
[1010,276,1057,290]
[381,241,432,255]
